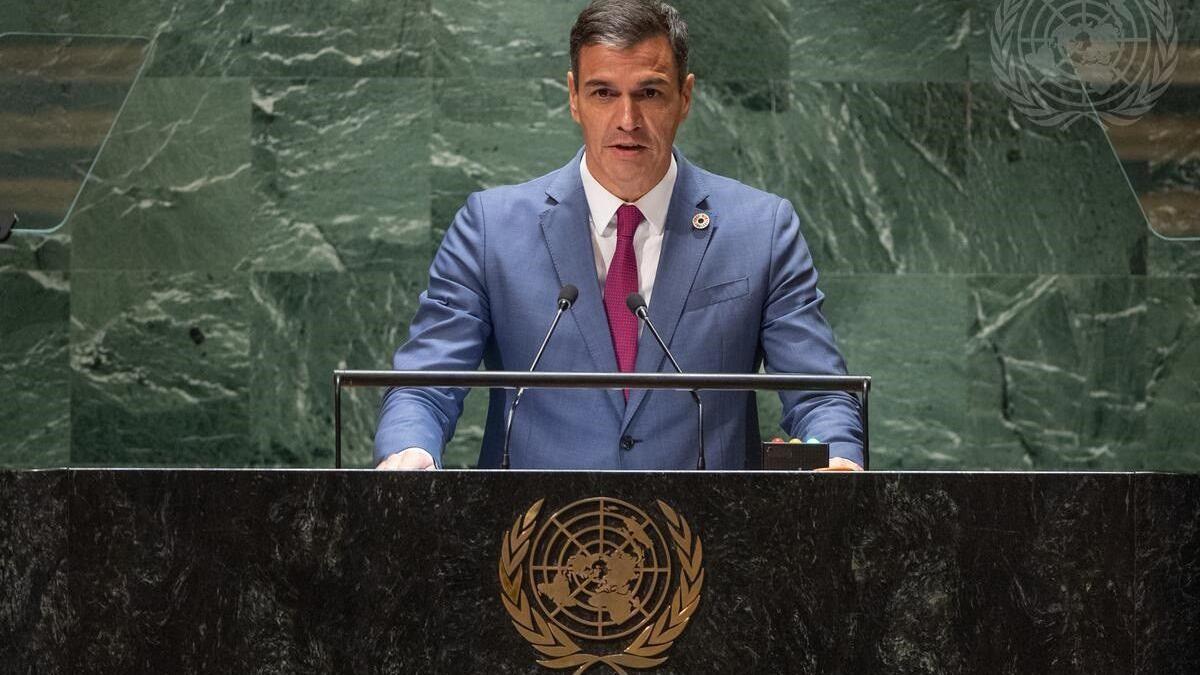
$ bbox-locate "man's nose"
[617,95,640,132]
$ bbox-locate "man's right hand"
[376,447,436,470]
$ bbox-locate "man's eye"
[642,89,660,99]
[595,89,614,98]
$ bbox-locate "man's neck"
[583,155,671,203]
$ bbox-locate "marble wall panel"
[70,271,251,465]
[0,273,70,468]
[68,78,253,272]
[682,81,971,274]
[672,0,790,79]
[1144,278,1200,469]
[246,0,431,77]
[0,0,33,32]
[820,274,969,469]
[792,0,970,82]
[431,0,588,79]
[248,77,432,272]
[967,0,998,83]
[248,271,429,468]
[965,275,1148,468]
[430,77,581,237]
[0,233,70,273]
[0,471,68,673]
[1149,234,1200,276]
[965,86,1148,274]
[28,0,251,76]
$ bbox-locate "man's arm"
[374,191,491,468]
[759,198,865,469]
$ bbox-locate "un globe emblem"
[529,497,672,639]
[990,0,1178,127]
[499,497,705,671]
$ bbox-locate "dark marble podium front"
[2,470,1198,674]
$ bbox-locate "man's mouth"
[610,143,647,152]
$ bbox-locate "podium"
[3,469,1198,673]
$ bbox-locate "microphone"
[501,284,578,469]
[0,213,17,243]
[625,293,706,470]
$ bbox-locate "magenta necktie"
[603,204,644,396]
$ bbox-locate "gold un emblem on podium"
[498,497,705,673]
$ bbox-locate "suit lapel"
[622,150,714,431]
[540,149,624,417]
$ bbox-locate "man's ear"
[567,70,580,124]
[679,72,695,119]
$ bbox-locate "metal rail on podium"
[332,370,871,469]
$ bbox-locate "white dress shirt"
[580,152,678,308]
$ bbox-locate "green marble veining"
[673,0,790,79]
[792,0,970,82]
[1145,278,1200,470]
[68,78,253,271]
[965,86,1148,274]
[0,234,69,273]
[968,0,998,83]
[431,0,588,79]
[1150,235,1200,277]
[0,273,70,468]
[249,78,432,272]
[823,275,970,468]
[966,276,1147,469]
[683,81,971,274]
[247,0,430,77]
[248,271,428,468]
[70,271,251,465]
[30,0,251,76]
[753,274,969,468]
[431,77,581,239]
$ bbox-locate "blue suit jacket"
[375,147,863,469]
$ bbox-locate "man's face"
[568,36,694,202]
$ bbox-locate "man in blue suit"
[376,0,864,471]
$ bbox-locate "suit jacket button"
[620,435,635,451]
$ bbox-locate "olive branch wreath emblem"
[498,499,704,674]
[990,0,1178,128]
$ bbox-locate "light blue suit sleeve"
[374,192,491,468]
[761,198,865,467]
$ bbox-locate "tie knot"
[615,204,643,239]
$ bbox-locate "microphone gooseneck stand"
[500,284,578,469]
[626,293,705,470]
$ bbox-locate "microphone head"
[557,284,579,309]
[625,292,647,316]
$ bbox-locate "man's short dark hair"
[569,0,690,89]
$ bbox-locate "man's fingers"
[814,457,864,472]
[376,448,436,470]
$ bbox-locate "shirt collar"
[579,151,677,237]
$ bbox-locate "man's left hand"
[814,457,864,472]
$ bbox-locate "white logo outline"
[990,0,1179,128]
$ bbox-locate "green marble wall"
[1,0,1197,469]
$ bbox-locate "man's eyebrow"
[581,76,672,89]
